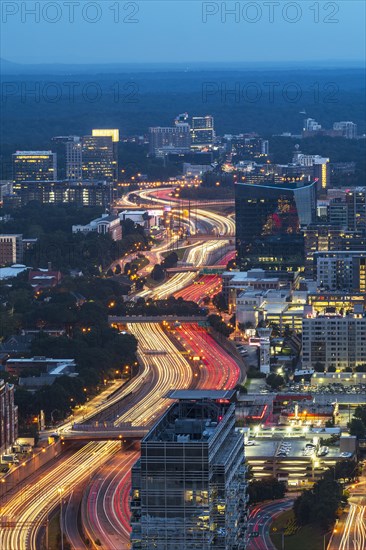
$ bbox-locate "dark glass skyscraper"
[235,180,316,270]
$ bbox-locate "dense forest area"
[1,68,365,179]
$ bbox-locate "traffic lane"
[247,499,294,550]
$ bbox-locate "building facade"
[302,305,366,372]
[303,225,366,277]
[149,123,191,156]
[130,391,247,550]
[82,135,118,182]
[235,180,316,271]
[12,151,57,182]
[0,234,23,266]
[72,213,122,241]
[191,116,215,148]
[315,251,366,291]
[0,379,18,454]
[13,180,116,208]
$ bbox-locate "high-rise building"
[13,180,116,208]
[353,256,366,294]
[235,180,316,271]
[149,115,191,156]
[227,135,269,160]
[191,116,215,148]
[303,118,321,132]
[303,225,366,277]
[302,305,366,372]
[292,153,330,193]
[346,187,366,231]
[52,136,82,181]
[130,390,247,550]
[82,135,118,182]
[0,379,18,454]
[333,121,357,139]
[0,234,23,266]
[315,251,366,291]
[12,151,57,182]
[92,128,120,143]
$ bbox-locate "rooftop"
[166,389,235,400]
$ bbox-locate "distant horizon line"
[2,57,365,68]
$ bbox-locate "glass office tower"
[235,180,316,271]
[130,391,247,550]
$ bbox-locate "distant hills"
[1,57,365,75]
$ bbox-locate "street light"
[323,527,337,550]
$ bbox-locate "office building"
[0,379,18,454]
[149,115,191,156]
[235,180,316,271]
[0,234,23,266]
[303,118,321,132]
[52,136,82,181]
[92,129,120,143]
[302,305,366,372]
[315,251,366,291]
[82,135,118,182]
[14,180,116,208]
[12,151,57,182]
[303,225,366,277]
[291,153,330,193]
[227,135,269,160]
[346,187,366,231]
[191,116,215,148]
[72,213,122,241]
[131,390,247,550]
[0,181,13,202]
[333,121,357,139]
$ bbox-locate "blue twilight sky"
[1,1,365,65]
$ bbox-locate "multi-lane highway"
[0,187,238,549]
[82,321,243,549]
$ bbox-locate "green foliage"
[248,478,286,504]
[207,314,234,337]
[348,417,366,439]
[294,477,344,529]
[266,373,285,389]
[121,296,205,317]
[247,367,266,379]
[212,292,228,313]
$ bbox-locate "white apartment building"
[72,214,122,241]
[302,305,366,371]
[316,251,366,291]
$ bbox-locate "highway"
[329,472,366,550]
[0,186,237,549]
[175,323,242,390]
[174,274,222,302]
[0,322,195,550]
[247,498,294,550]
[82,321,243,549]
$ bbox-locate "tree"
[348,418,366,439]
[266,373,284,390]
[114,264,121,275]
[354,405,366,425]
[248,478,286,504]
[151,264,165,281]
[212,292,228,312]
[314,362,325,372]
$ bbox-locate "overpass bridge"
[166,265,227,274]
[61,422,149,441]
[109,315,208,324]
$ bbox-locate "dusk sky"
[1,0,365,65]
